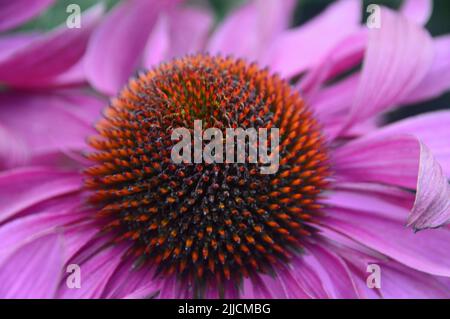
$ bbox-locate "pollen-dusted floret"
[84,54,329,293]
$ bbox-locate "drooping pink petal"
[0,33,40,61]
[0,90,105,169]
[157,275,191,299]
[400,0,433,25]
[58,244,129,299]
[102,259,160,298]
[341,8,433,133]
[327,233,450,298]
[379,261,450,298]
[302,244,360,298]
[84,0,177,95]
[240,272,292,299]
[272,254,328,298]
[0,167,82,223]
[0,193,86,262]
[0,4,104,87]
[0,124,27,170]
[363,111,450,176]
[400,35,450,105]
[142,15,170,69]
[0,233,64,298]
[299,31,366,97]
[324,204,450,277]
[207,0,295,63]
[308,74,359,121]
[407,144,450,230]
[333,126,450,231]
[166,7,213,58]
[0,0,54,32]
[332,135,420,189]
[324,183,414,222]
[143,7,213,69]
[261,0,361,78]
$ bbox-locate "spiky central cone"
[85,55,328,290]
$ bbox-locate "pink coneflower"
[0,0,450,299]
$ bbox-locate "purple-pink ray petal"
[407,143,450,230]
[0,193,85,263]
[378,261,450,298]
[142,15,170,69]
[0,233,64,298]
[400,35,450,105]
[302,244,359,299]
[207,0,295,63]
[261,0,361,78]
[0,33,40,61]
[341,8,433,133]
[332,135,420,189]
[84,0,177,96]
[363,110,450,177]
[0,167,82,223]
[299,31,366,97]
[323,204,450,277]
[0,4,104,87]
[102,259,160,299]
[166,7,213,59]
[0,0,54,32]
[0,90,105,169]
[58,244,129,299]
[143,7,213,69]
[400,0,433,25]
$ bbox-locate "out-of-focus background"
[6,0,450,122]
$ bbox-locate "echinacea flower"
[0,0,450,299]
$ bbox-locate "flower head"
[0,0,450,299]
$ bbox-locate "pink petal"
[379,261,450,298]
[0,167,82,223]
[342,110,450,230]
[400,35,450,105]
[142,15,170,68]
[407,143,450,230]
[400,0,433,25]
[207,0,295,63]
[324,204,450,277]
[0,193,85,261]
[0,124,27,169]
[0,33,41,61]
[166,7,213,58]
[0,4,104,87]
[324,183,414,222]
[332,135,420,189]
[0,90,105,169]
[363,111,450,176]
[143,6,213,69]
[303,244,360,298]
[276,254,329,298]
[58,245,128,299]
[0,233,64,298]
[309,73,360,121]
[0,0,54,32]
[327,234,450,298]
[299,31,367,97]
[84,0,177,95]
[241,272,294,299]
[261,0,361,78]
[103,260,160,299]
[342,8,433,133]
